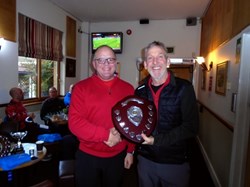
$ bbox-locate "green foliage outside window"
[18,57,58,100]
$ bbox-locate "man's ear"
[91,61,96,71]
[143,61,147,70]
[166,58,171,67]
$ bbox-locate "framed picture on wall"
[66,58,76,77]
[215,61,228,95]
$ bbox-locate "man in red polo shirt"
[5,87,35,130]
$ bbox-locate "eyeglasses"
[94,58,116,64]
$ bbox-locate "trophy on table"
[10,131,27,154]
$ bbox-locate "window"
[18,13,63,102]
[18,57,59,100]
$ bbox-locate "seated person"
[40,87,66,126]
[5,87,36,130]
[5,87,49,142]
[64,84,74,108]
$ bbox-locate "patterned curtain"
[18,13,63,61]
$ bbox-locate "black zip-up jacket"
[135,72,199,164]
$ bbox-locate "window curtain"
[18,13,63,61]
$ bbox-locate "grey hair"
[144,41,168,59]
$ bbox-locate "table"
[0,143,47,186]
[51,120,70,136]
[17,143,47,169]
[0,143,46,171]
[51,119,68,125]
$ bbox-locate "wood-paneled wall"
[0,0,16,42]
[66,16,76,58]
[200,0,250,56]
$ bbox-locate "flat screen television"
[91,32,123,54]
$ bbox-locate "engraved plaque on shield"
[112,95,157,143]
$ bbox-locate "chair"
[0,120,19,133]
[0,120,19,141]
[58,160,75,187]
[59,134,79,160]
[24,121,44,143]
[42,140,61,161]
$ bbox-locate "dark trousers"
[75,149,126,187]
[137,155,190,187]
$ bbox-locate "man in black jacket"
[40,86,65,124]
[135,41,199,187]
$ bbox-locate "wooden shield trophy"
[112,95,157,143]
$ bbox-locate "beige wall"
[198,104,233,187]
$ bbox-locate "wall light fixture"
[196,56,213,72]
[78,27,84,34]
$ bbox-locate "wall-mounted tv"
[91,32,123,54]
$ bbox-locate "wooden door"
[169,64,193,83]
